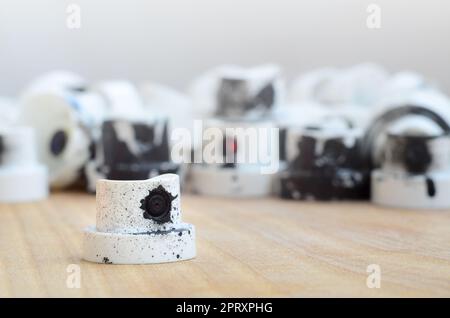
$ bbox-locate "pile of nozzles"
[2,62,450,210]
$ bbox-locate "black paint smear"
[0,136,3,164]
[281,132,371,200]
[131,226,189,235]
[99,120,179,180]
[140,185,177,224]
[278,127,288,162]
[293,135,316,170]
[69,85,88,93]
[102,120,170,165]
[290,135,367,171]
[252,83,275,111]
[425,177,436,197]
[361,105,450,168]
[216,78,275,117]
[404,140,432,174]
[280,169,371,201]
[222,136,237,168]
[387,134,432,174]
[88,141,96,160]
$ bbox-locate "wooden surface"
[0,191,449,297]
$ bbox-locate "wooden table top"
[0,192,449,297]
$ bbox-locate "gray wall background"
[0,0,449,96]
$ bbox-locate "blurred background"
[1,0,449,95]
[1,0,450,204]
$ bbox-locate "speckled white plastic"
[96,174,182,233]
[83,224,195,264]
[83,174,196,264]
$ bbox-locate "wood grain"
[0,191,449,297]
